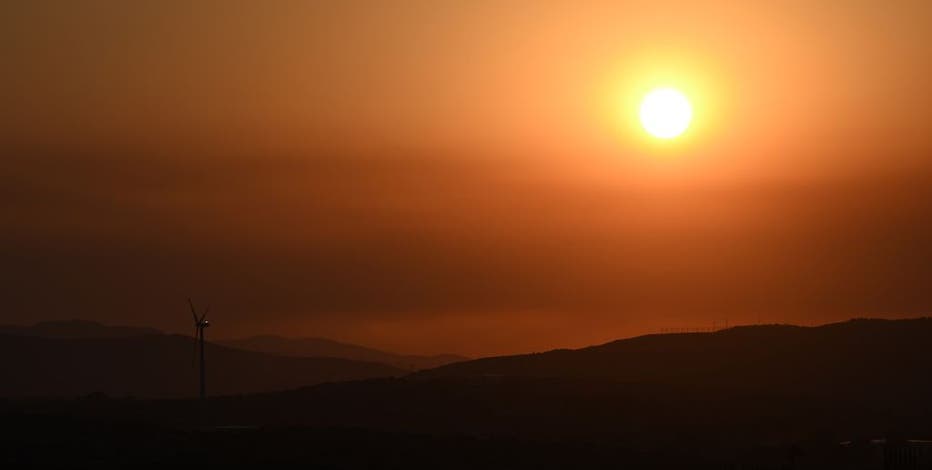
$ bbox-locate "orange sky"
[2,1,931,355]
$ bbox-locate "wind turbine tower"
[188,298,210,401]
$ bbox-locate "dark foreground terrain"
[0,411,696,468]
[2,406,903,469]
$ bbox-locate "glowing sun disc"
[639,88,693,139]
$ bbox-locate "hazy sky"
[2,1,931,355]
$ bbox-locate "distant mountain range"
[218,335,468,371]
[7,315,932,440]
[0,320,162,339]
[0,320,466,371]
[123,318,932,444]
[9,317,932,466]
[0,320,405,398]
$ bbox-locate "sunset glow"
[3,1,932,356]
[639,88,693,139]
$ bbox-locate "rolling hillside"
[0,333,404,398]
[219,335,467,371]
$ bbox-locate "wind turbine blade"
[188,298,198,324]
[201,305,210,322]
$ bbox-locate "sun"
[639,88,693,139]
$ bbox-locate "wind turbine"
[188,298,210,401]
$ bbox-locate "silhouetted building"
[838,439,932,470]
[880,440,932,470]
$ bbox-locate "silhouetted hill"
[219,335,468,371]
[0,320,163,338]
[0,334,404,398]
[415,318,932,394]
